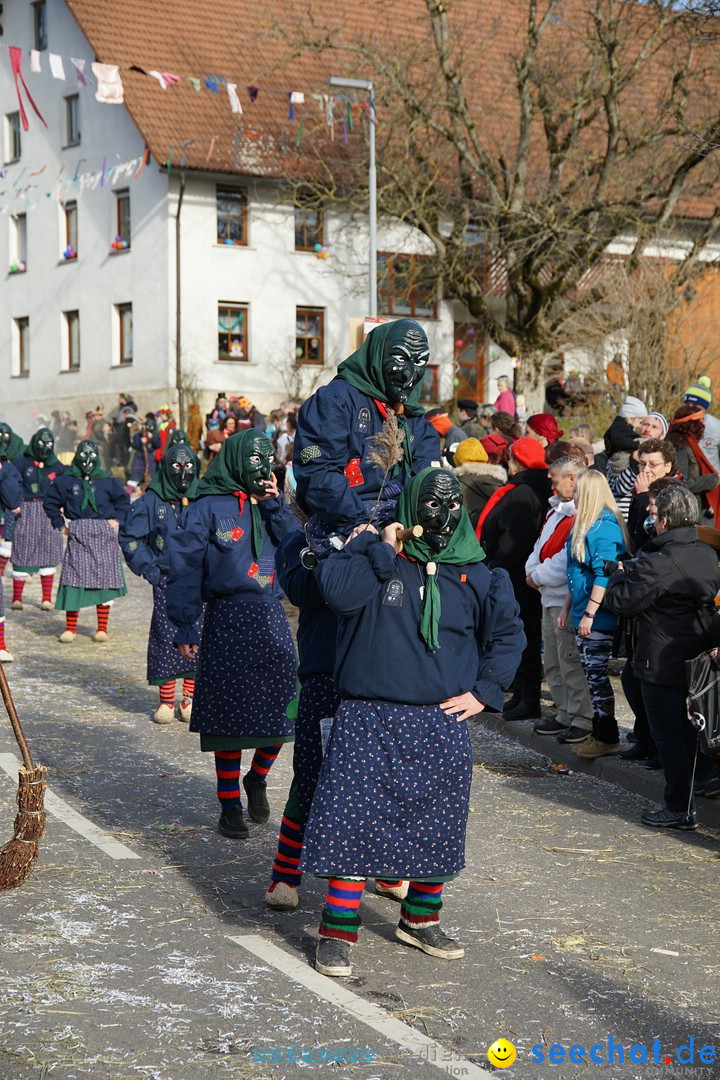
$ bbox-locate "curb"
[474,710,720,831]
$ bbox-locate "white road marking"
[0,752,141,860]
[230,933,494,1078]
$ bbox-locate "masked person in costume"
[166,430,296,839]
[0,458,22,662]
[43,440,130,642]
[165,428,202,474]
[11,428,68,611]
[120,444,204,724]
[293,320,440,554]
[127,414,162,492]
[301,468,525,978]
[0,422,25,578]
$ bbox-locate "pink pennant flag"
[9,47,48,131]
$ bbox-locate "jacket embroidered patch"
[344,458,364,487]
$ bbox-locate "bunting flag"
[48,53,66,80]
[92,63,124,104]
[30,49,42,73]
[71,57,92,88]
[8,47,48,131]
[227,83,243,114]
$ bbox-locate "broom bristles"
[0,764,47,891]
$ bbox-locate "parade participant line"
[229,934,494,1079]
[0,753,141,861]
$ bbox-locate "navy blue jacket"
[12,455,67,500]
[43,474,130,530]
[166,493,296,644]
[0,462,22,514]
[275,529,337,681]
[293,380,440,532]
[316,532,525,709]
[119,489,188,585]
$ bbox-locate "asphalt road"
[0,568,719,1080]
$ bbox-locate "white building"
[0,0,508,435]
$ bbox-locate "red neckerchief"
[475,483,516,542]
[373,399,404,420]
[539,514,575,562]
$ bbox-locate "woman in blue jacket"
[44,440,130,643]
[302,468,525,978]
[11,428,67,611]
[0,458,22,661]
[559,470,629,759]
[166,430,296,840]
[120,443,203,724]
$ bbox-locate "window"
[114,190,130,248]
[5,112,21,164]
[117,303,133,365]
[377,253,437,318]
[64,311,80,371]
[295,307,324,364]
[218,303,248,361]
[10,213,27,269]
[64,95,80,146]
[216,187,247,246]
[294,205,323,251]
[64,201,78,258]
[33,2,47,51]
[14,318,30,377]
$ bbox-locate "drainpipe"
[175,172,186,427]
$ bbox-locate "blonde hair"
[570,470,629,562]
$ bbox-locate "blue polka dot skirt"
[300,699,472,880]
[147,576,203,685]
[190,597,296,741]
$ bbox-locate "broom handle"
[0,664,34,772]
[396,524,423,542]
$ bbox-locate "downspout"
[175,171,186,427]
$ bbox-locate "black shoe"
[641,807,697,831]
[243,772,270,823]
[503,700,541,722]
[395,921,465,959]
[625,731,638,744]
[644,756,662,771]
[315,938,353,977]
[556,725,591,744]
[703,777,720,799]
[620,744,653,761]
[218,804,249,839]
[534,717,568,736]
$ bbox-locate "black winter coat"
[604,527,720,687]
[480,468,552,589]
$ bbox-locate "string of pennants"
[0,149,150,214]
[0,41,375,142]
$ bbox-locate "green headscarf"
[396,467,485,654]
[0,422,25,461]
[196,430,273,557]
[336,320,427,417]
[148,444,200,503]
[67,440,109,512]
[167,428,190,448]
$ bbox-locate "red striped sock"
[159,681,175,705]
[65,611,79,634]
[0,555,8,575]
[0,620,6,651]
[249,744,283,780]
[215,750,242,804]
[182,677,195,698]
[40,573,54,603]
[271,814,304,885]
[12,578,25,604]
[96,604,110,634]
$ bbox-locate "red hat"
[511,436,548,470]
[480,432,510,464]
[527,413,564,443]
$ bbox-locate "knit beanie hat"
[454,438,489,466]
[526,413,564,443]
[645,411,669,437]
[684,376,712,410]
[619,396,648,419]
[511,436,548,471]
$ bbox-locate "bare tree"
[270,0,720,380]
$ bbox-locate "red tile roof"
[66,0,720,219]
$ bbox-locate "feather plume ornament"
[365,410,405,527]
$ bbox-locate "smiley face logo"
[487,1039,517,1068]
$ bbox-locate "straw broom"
[0,664,47,890]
